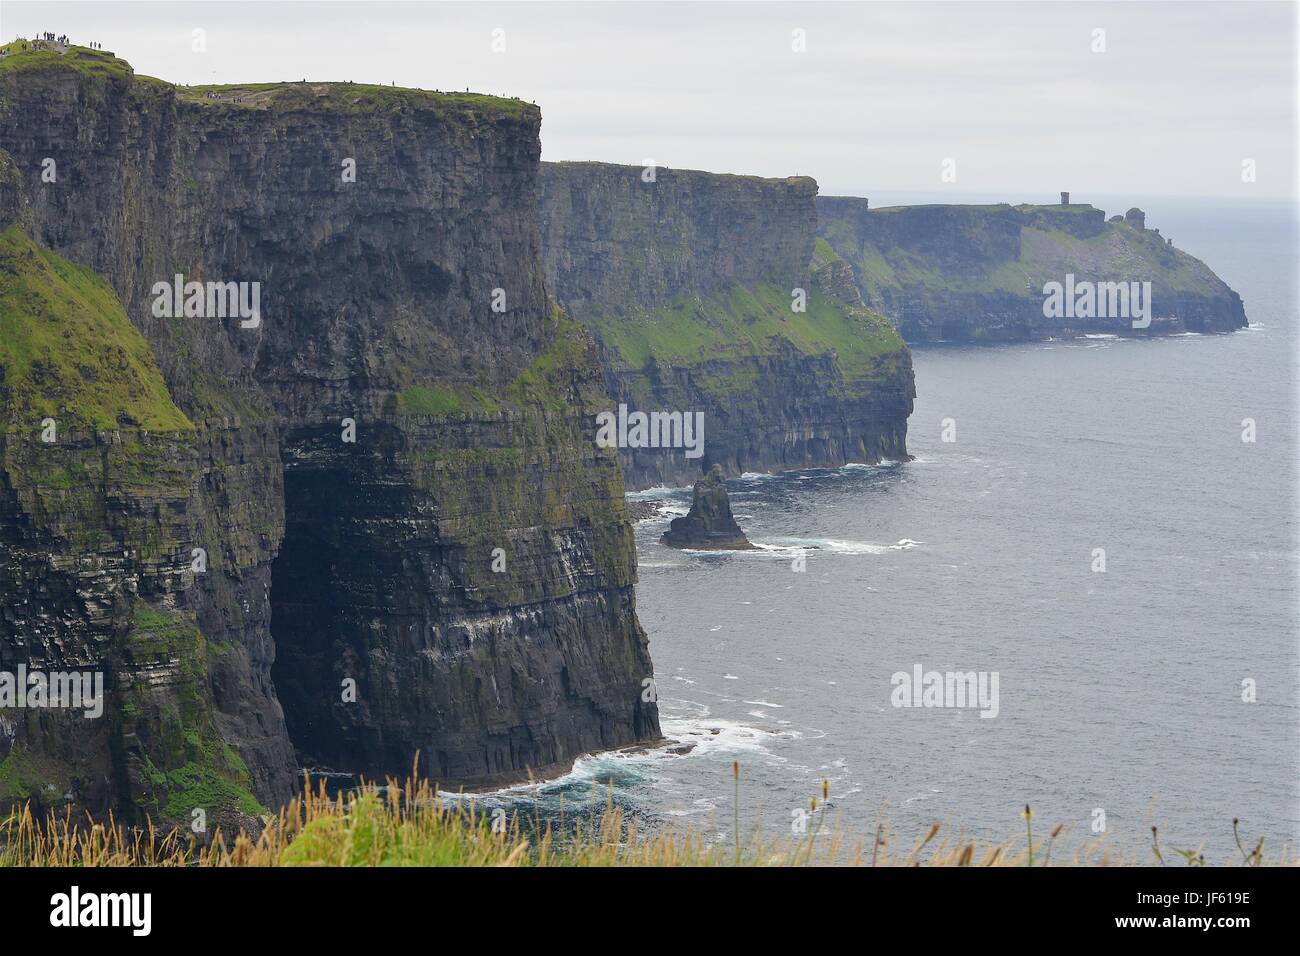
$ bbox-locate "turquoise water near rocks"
[470,197,1299,862]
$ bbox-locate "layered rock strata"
[0,45,659,825]
[540,161,916,490]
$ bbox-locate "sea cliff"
[0,45,658,828]
[540,161,916,490]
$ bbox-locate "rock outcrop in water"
[540,162,916,491]
[660,465,755,551]
[816,197,1248,343]
[0,45,659,828]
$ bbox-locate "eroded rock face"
[817,197,1248,343]
[0,52,659,821]
[0,219,281,828]
[660,466,754,551]
[541,162,819,318]
[539,162,916,491]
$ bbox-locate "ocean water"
[473,197,1300,862]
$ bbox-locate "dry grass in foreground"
[0,769,1293,867]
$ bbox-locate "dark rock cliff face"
[0,208,276,829]
[542,162,818,317]
[540,162,916,491]
[0,51,658,824]
[817,197,1248,343]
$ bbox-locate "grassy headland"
[0,224,194,432]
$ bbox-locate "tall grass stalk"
[0,773,1292,868]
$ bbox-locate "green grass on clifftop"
[823,205,1228,300]
[178,80,536,120]
[0,41,133,80]
[0,39,532,120]
[0,225,193,432]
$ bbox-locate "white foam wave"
[755,536,921,555]
[659,715,792,757]
[448,714,792,799]
[626,484,692,500]
[842,460,902,471]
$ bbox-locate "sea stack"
[661,465,756,550]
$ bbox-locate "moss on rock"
[120,604,266,824]
[0,225,193,432]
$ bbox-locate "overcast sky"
[5,1,1297,199]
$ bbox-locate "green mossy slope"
[0,225,193,432]
[586,279,905,377]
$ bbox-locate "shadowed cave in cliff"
[266,424,660,788]
[268,423,455,779]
